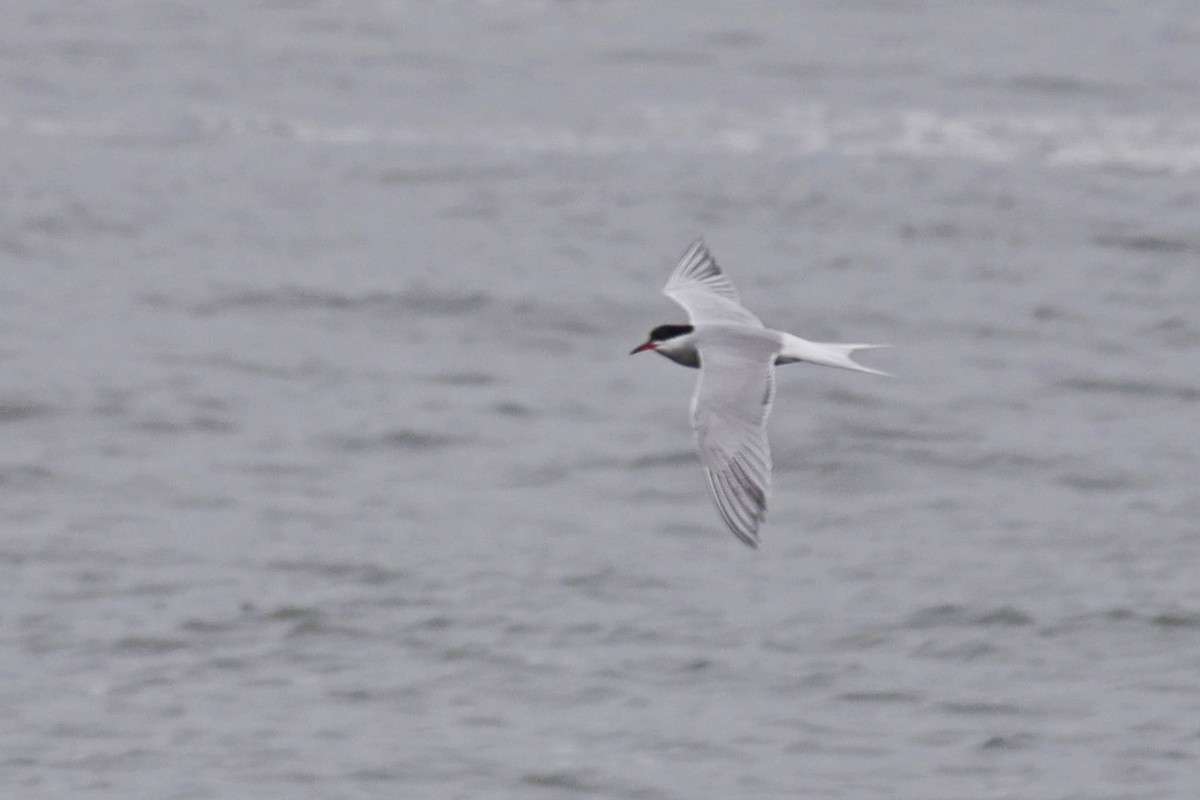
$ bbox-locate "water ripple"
[904,604,1036,629]
[188,287,490,318]
[0,399,59,422]
[318,429,464,453]
[1057,377,1200,403]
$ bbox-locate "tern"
[631,239,889,548]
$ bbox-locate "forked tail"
[778,335,893,376]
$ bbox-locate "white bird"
[631,239,889,548]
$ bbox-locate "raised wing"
[664,239,763,328]
[689,330,779,548]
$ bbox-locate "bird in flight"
[631,239,889,548]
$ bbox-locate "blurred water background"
[3,2,1200,798]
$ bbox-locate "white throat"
[655,333,700,368]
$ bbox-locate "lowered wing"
[689,330,779,547]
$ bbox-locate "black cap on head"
[649,324,694,342]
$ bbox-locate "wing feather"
[689,331,779,547]
[663,239,764,328]
[707,470,759,547]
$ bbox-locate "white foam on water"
[8,104,1200,174]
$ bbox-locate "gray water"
[3,2,1200,798]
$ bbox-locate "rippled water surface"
[3,2,1200,798]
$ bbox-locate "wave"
[7,104,1200,173]
[186,286,490,317]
